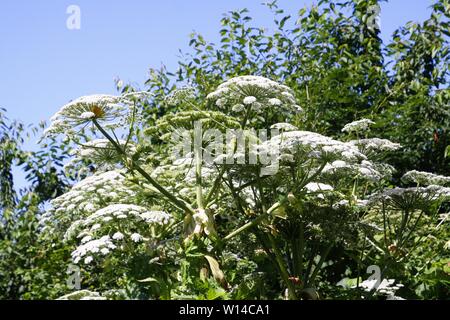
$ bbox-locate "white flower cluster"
[262,127,398,182]
[206,76,302,115]
[66,204,172,243]
[57,290,107,300]
[368,185,450,205]
[213,148,261,166]
[349,138,401,153]
[74,139,135,157]
[270,122,298,132]
[130,233,143,243]
[264,131,366,162]
[357,279,404,296]
[304,182,334,199]
[44,92,148,138]
[342,119,375,134]
[41,171,136,231]
[81,204,172,229]
[333,199,369,210]
[401,170,450,186]
[71,235,117,264]
[121,91,152,101]
[65,203,172,264]
[304,182,334,192]
[44,94,123,137]
[165,87,196,106]
[322,159,391,182]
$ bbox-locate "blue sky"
[0,0,434,126]
[0,0,434,189]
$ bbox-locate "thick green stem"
[256,168,267,213]
[298,161,327,190]
[356,237,367,289]
[399,210,424,248]
[93,120,195,215]
[205,167,226,205]
[292,238,301,277]
[223,211,269,241]
[205,136,235,206]
[134,165,195,214]
[307,244,332,287]
[194,122,204,209]
[397,209,409,244]
[381,200,389,249]
[223,201,282,241]
[299,224,305,279]
[267,233,297,300]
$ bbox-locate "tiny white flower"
[305,182,334,192]
[342,119,375,133]
[349,138,401,152]
[112,232,124,240]
[268,98,282,106]
[90,247,100,253]
[243,96,257,105]
[130,233,143,243]
[215,98,226,107]
[84,256,94,264]
[81,236,92,244]
[232,104,245,112]
[44,94,125,137]
[80,112,96,119]
[206,76,299,116]
[294,105,303,112]
[401,170,450,186]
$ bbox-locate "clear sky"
[0,0,434,126]
[0,0,434,189]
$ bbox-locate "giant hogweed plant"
[42,76,450,300]
[142,0,450,177]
